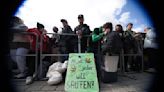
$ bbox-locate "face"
[53,29,58,33]
[78,18,84,24]
[127,24,133,30]
[144,28,148,33]
[39,28,45,32]
[115,26,121,32]
[106,28,110,33]
[103,28,110,33]
[62,22,67,27]
[43,29,47,34]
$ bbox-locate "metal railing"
[10,31,144,80]
[39,32,144,79]
[120,39,144,73]
[39,33,87,79]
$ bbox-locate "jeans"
[10,48,29,74]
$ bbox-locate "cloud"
[133,24,146,32]
[15,0,127,33]
[118,12,130,24]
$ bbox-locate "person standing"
[89,22,120,84]
[50,26,60,62]
[74,14,91,53]
[9,16,30,78]
[101,22,123,83]
[123,23,137,72]
[114,24,124,70]
[89,25,108,84]
[144,27,158,73]
[58,19,74,62]
[26,22,48,85]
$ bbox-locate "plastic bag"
[47,62,65,73]
[104,55,119,72]
[62,60,68,70]
[46,60,68,85]
[47,71,62,85]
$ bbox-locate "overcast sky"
[15,0,153,33]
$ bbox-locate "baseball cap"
[60,19,67,23]
[78,14,84,19]
[37,22,44,29]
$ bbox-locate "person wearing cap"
[74,14,91,53]
[123,23,137,72]
[58,19,74,62]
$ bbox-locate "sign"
[65,53,99,92]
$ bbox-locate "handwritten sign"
[65,53,99,92]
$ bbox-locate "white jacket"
[144,29,158,49]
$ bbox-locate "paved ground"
[12,72,155,92]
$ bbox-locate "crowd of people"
[8,14,158,85]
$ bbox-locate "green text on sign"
[65,53,99,92]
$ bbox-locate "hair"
[103,22,113,31]
[93,28,100,35]
[116,24,123,32]
[146,27,151,30]
[53,26,58,32]
[126,23,133,27]
[9,16,23,27]
[37,22,44,29]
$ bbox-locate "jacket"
[10,23,30,49]
[102,31,123,55]
[74,24,91,52]
[28,28,49,52]
[88,27,104,53]
[144,29,158,49]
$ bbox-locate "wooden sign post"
[65,53,99,92]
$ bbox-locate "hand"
[78,30,82,35]
[103,30,108,35]
[76,30,81,34]
[101,40,104,44]
[77,30,82,38]
[78,35,82,39]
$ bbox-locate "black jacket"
[74,24,91,52]
[102,31,123,55]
